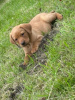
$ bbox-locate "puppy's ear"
[20,24,32,35]
[10,33,15,44]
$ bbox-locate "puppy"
[10,11,63,66]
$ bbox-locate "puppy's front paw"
[31,47,38,54]
[19,63,27,69]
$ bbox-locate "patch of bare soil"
[9,84,24,100]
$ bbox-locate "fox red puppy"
[10,11,63,66]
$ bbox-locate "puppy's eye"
[21,33,24,36]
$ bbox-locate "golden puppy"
[10,11,62,66]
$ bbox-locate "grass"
[0,0,75,100]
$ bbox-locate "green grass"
[0,0,75,100]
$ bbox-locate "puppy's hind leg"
[56,13,63,20]
[41,12,63,23]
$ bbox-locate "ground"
[0,0,75,100]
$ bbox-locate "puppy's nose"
[21,41,26,46]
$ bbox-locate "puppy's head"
[10,24,32,47]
